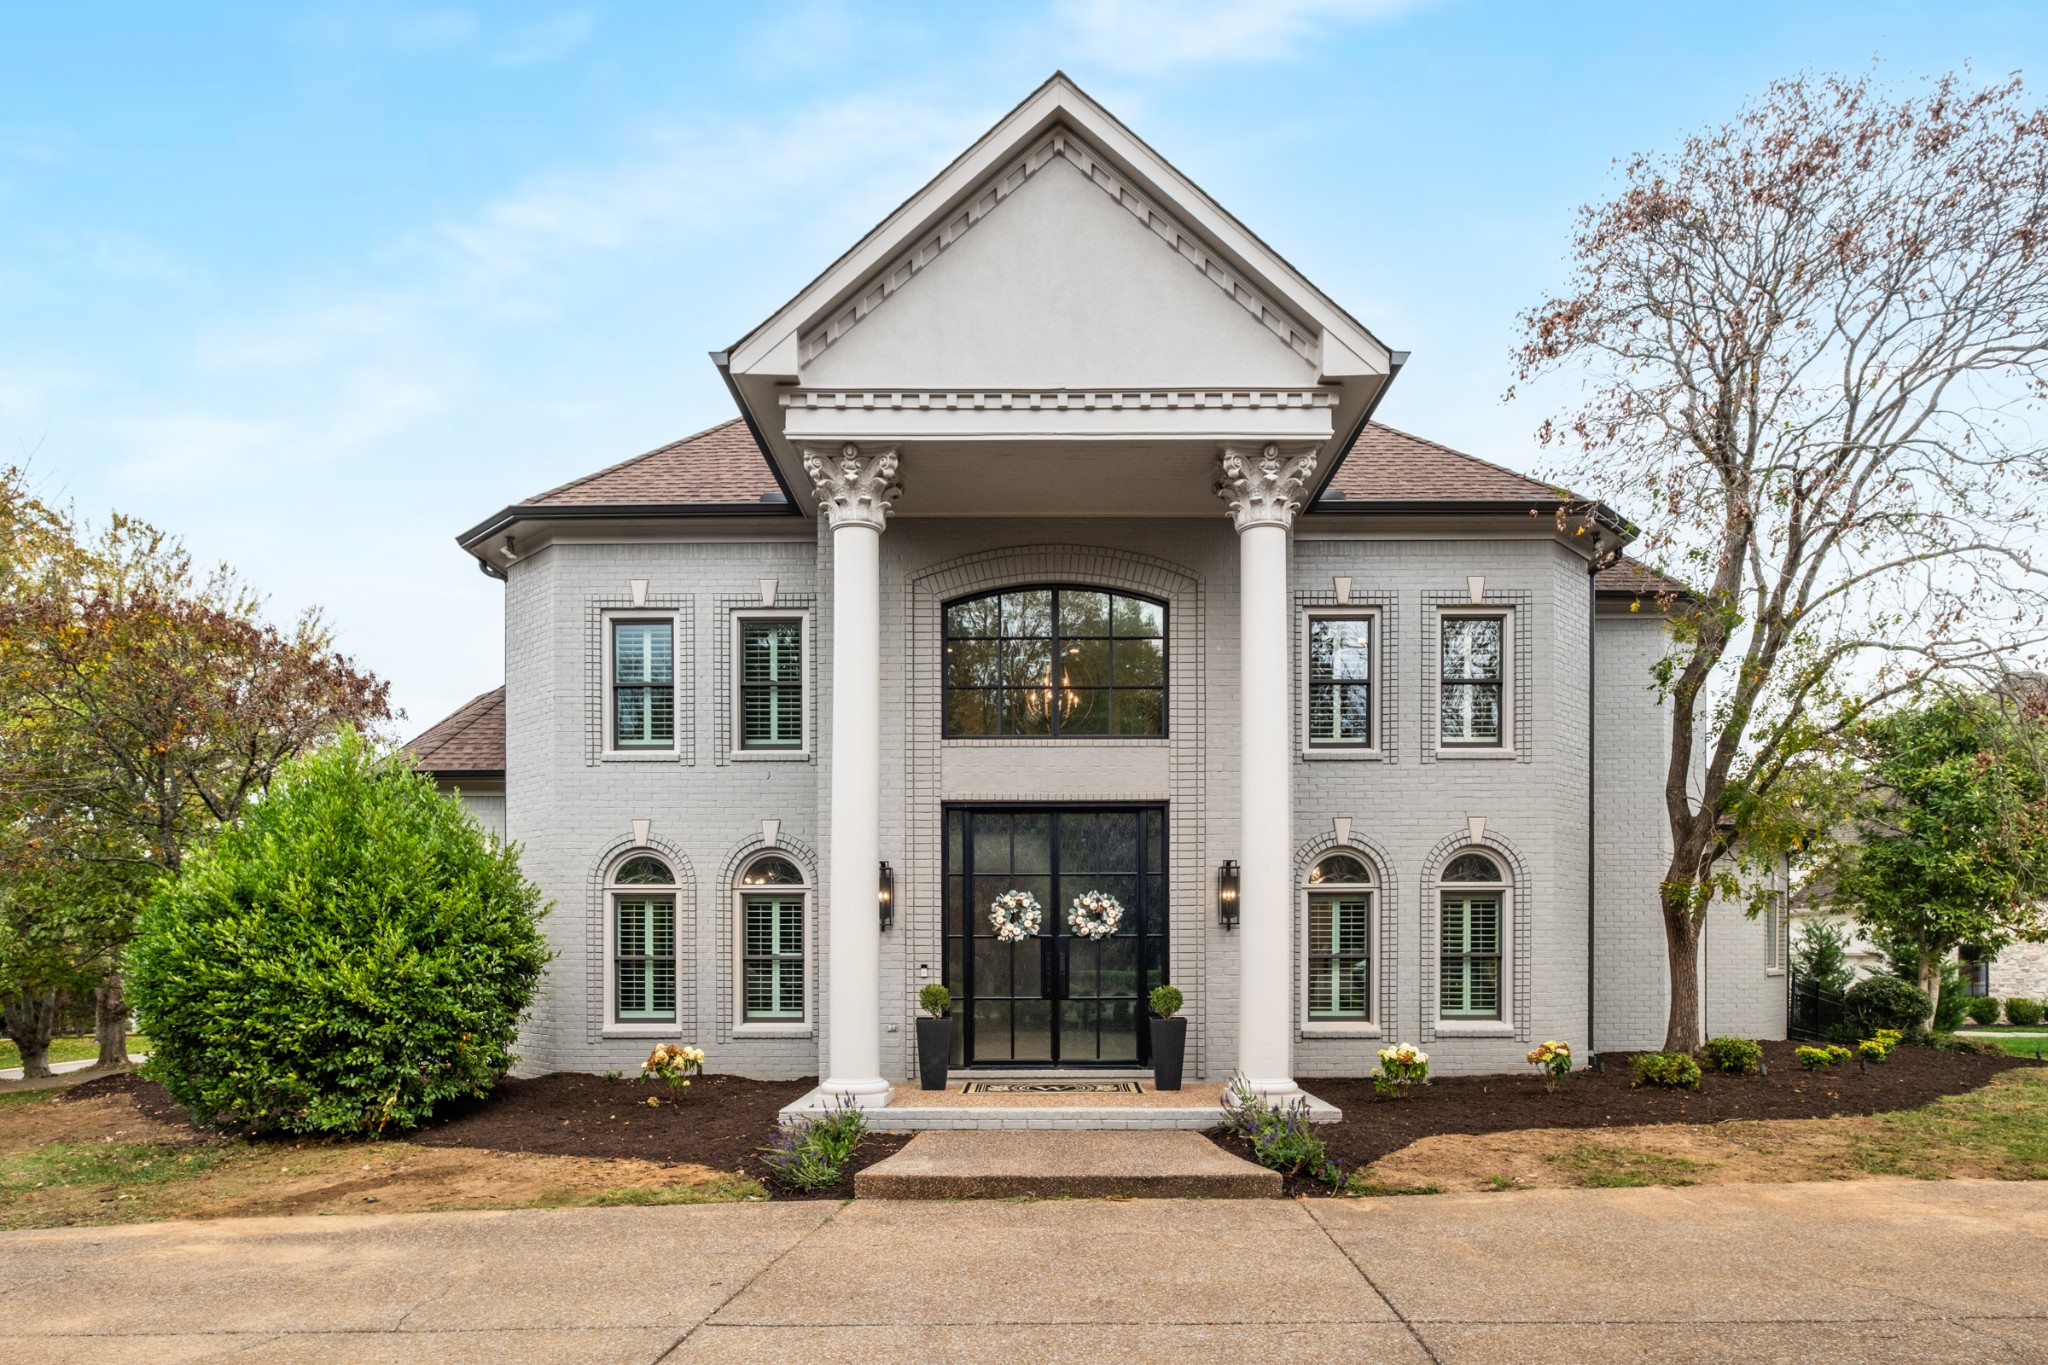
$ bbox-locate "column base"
[814,1077,894,1109]
[1236,1076,1304,1103]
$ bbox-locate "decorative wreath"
[1067,891,1124,941]
[988,889,1043,943]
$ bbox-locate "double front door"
[943,805,1167,1067]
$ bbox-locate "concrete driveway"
[3,1181,2044,1363]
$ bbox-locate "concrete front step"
[853,1129,1283,1200]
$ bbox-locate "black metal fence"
[1788,971,1847,1041]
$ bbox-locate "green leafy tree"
[1825,693,2048,1031]
[1790,917,1856,996]
[128,730,551,1136]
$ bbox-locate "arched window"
[1303,851,1376,1025]
[1439,850,1508,1022]
[943,586,1166,737]
[735,852,809,1028]
[608,854,677,1026]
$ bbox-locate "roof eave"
[457,499,800,554]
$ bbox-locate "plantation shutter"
[1307,893,1372,1019]
[741,621,803,748]
[1440,893,1501,1018]
[615,897,676,1021]
[613,621,675,748]
[743,895,805,1020]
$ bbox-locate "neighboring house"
[405,74,1783,1095]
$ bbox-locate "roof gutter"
[711,349,804,511]
[1303,350,1408,508]
[1309,496,1637,539]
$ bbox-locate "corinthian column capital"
[803,443,902,531]
[1216,443,1319,532]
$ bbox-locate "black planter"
[1149,1016,1187,1092]
[915,1016,954,1091]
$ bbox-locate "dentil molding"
[780,387,1337,413]
[1216,443,1319,532]
[803,444,903,531]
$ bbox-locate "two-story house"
[405,74,1785,1106]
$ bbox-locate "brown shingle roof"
[404,687,506,776]
[1318,422,1560,504]
[1595,556,1689,598]
[522,419,785,508]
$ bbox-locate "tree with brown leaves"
[0,478,391,1072]
[1516,71,2048,1052]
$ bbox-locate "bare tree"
[1515,71,2048,1051]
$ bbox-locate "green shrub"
[2008,997,2045,1027]
[1844,974,1933,1037]
[1150,984,1184,1019]
[1858,1037,1891,1063]
[760,1097,867,1192]
[1701,1037,1762,1074]
[918,983,952,1017]
[1630,1051,1702,1090]
[1220,1076,1355,1191]
[1966,997,2005,1027]
[1795,1045,1834,1070]
[127,730,550,1137]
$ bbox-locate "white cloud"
[1052,0,1429,72]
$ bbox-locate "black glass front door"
[943,805,1167,1067]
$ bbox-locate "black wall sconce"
[1218,860,1240,930]
[878,861,895,932]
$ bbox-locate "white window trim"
[601,858,683,1036]
[731,860,813,1037]
[1764,893,1786,976]
[1299,859,1382,1037]
[1434,606,1514,758]
[729,609,811,762]
[1301,606,1383,760]
[602,609,684,761]
[1434,852,1514,1033]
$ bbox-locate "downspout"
[1585,546,1606,1061]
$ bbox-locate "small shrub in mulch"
[1210,1040,2038,1185]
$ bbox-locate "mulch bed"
[58,1071,906,1200]
[1209,1040,2038,1193]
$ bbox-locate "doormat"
[959,1080,1145,1095]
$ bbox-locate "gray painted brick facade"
[493,520,1783,1080]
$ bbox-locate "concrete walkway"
[3,1181,2045,1362]
[0,1053,146,1083]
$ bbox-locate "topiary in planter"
[1844,974,1933,1038]
[128,729,550,1137]
[2008,997,2045,1027]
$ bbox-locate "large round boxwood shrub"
[1844,973,1933,1039]
[128,729,550,1136]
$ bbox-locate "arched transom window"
[609,854,677,1025]
[1304,852,1375,1023]
[735,854,808,1027]
[1440,851,1508,1021]
[943,586,1166,737]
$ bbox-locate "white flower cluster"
[1066,891,1124,941]
[1379,1043,1428,1069]
[988,889,1043,943]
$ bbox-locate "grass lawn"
[1985,1036,2048,1059]
[0,1034,149,1071]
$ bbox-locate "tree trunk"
[1661,892,1704,1053]
[1916,948,1943,1035]
[2,989,61,1080]
[93,973,130,1070]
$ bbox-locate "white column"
[805,443,901,1106]
[1218,442,1318,1099]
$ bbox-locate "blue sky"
[5,1,2046,731]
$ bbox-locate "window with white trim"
[1306,613,1376,749]
[610,855,677,1024]
[1439,612,1507,748]
[611,619,676,750]
[1304,852,1374,1022]
[737,854,807,1025]
[736,613,806,751]
[1765,892,1785,973]
[1439,851,1506,1020]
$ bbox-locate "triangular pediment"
[798,131,1318,389]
